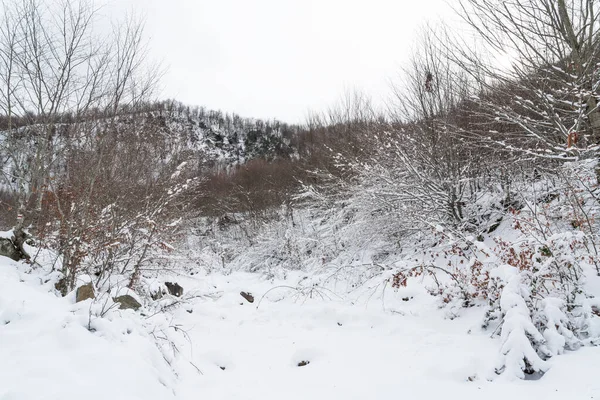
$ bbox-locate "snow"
[0,258,177,400]
[496,270,548,379]
[2,258,599,400]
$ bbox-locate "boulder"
[76,282,95,302]
[0,229,31,261]
[0,237,22,261]
[165,282,183,297]
[113,295,141,311]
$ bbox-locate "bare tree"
[0,0,159,259]
[363,29,487,231]
[450,0,600,158]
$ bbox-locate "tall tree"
[0,0,158,256]
[452,0,600,158]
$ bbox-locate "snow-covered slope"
[174,272,600,399]
[0,257,177,400]
[2,156,600,398]
[2,256,600,400]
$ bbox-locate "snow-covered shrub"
[536,297,581,356]
[35,157,197,297]
[385,161,600,378]
[493,266,549,379]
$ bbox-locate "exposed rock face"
[113,295,141,310]
[165,282,183,297]
[76,283,95,302]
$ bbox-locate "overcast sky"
[107,0,455,123]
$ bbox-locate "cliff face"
[133,101,299,169]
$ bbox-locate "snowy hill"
[0,100,299,190]
[125,101,299,168]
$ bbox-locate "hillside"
[3,160,600,398]
[0,100,302,229]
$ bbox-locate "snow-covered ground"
[1,257,599,400]
[0,257,177,400]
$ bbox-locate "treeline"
[196,0,600,224]
[146,100,300,162]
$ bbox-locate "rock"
[11,228,30,259]
[165,282,183,297]
[76,282,95,302]
[240,291,254,303]
[55,277,68,297]
[297,360,310,367]
[487,218,503,233]
[150,289,164,300]
[0,237,22,261]
[113,295,142,311]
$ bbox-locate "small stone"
[55,277,68,297]
[165,282,183,297]
[151,289,164,301]
[297,360,310,367]
[240,291,254,303]
[113,295,142,310]
[76,282,95,302]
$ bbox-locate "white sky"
[106,0,456,123]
